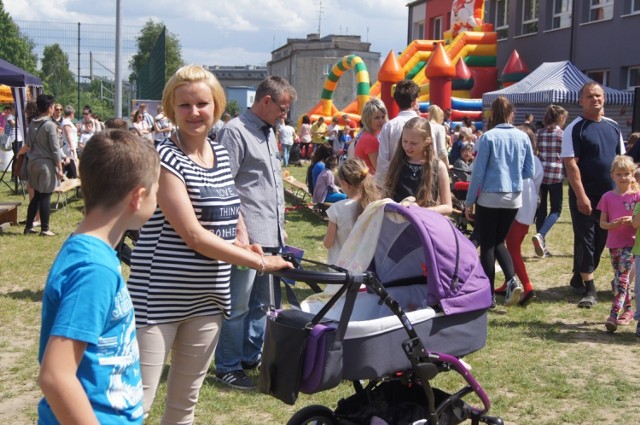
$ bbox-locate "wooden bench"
[0,201,21,227]
[282,176,333,219]
[283,176,312,205]
[53,178,82,209]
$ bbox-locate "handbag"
[0,133,11,151]
[15,153,28,180]
[258,277,358,405]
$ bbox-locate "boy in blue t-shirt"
[37,130,160,424]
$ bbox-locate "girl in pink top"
[597,155,640,332]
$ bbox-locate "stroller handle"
[269,267,353,285]
[269,253,358,285]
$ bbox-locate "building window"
[323,63,332,76]
[522,0,539,34]
[551,0,572,29]
[433,17,442,39]
[589,0,613,22]
[496,0,509,39]
[414,21,425,40]
[624,0,640,14]
[586,69,609,86]
[628,67,640,89]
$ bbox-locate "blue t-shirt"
[38,234,143,424]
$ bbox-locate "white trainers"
[504,277,523,307]
[531,233,545,258]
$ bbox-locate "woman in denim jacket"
[465,96,535,307]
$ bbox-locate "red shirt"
[354,131,379,174]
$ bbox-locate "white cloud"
[5,0,408,66]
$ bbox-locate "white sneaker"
[504,277,523,307]
[531,233,545,258]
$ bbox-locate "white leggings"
[137,315,222,425]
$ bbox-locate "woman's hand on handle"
[264,255,293,272]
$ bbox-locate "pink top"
[597,190,640,248]
[299,123,312,143]
[354,131,379,174]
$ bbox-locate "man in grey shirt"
[214,76,296,389]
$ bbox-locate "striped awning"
[482,61,634,106]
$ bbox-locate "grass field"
[1,164,639,425]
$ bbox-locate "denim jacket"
[466,123,535,206]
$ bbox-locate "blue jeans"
[535,182,563,238]
[282,144,291,167]
[214,265,270,373]
[325,192,347,203]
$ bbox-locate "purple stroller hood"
[373,203,492,315]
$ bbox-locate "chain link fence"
[15,20,142,111]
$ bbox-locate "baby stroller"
[260,201,503,425]
[289,142,303,167]
[451,181,472,236]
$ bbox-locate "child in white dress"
[324,158,381,265]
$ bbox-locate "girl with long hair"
[465,96,535,308]
[324,157,381,264]
[383,116,452,214]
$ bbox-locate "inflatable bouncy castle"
[301,0,528,131]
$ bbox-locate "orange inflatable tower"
[378,51,405,119]
[425,42,456,111]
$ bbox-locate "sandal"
[578,294,598,309]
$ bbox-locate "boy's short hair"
[393,80,419,110]
[79,130,159,212]
[104,118,129,130]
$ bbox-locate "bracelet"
[257,254,266,276]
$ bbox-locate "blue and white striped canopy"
[482,61,634,106]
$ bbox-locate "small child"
[323,158,381,264]
[312,155,347,205]
[449,126,474,166]
[597,155,640,332]
[496,126,543,307]
[38,130,160,423]
[451,142,474,184]
[77,119,95,154]
[631,166,640,336]
[383,116,452,215]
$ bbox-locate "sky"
[6,0,409,68]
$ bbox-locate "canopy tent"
[483,61,634,106]
[0,58,42,141]
[482,60,635,136]
[0,58,41,87]
[0,59,42,194]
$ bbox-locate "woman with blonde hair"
[127,64,290,423]
[354,97,388,174]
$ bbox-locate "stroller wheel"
[286,405,339,425]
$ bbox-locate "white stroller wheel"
[286,405,338,425]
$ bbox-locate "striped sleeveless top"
[128,138,240,326]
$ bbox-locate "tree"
[0,0,37,73]
[41,44,75,100]
[226,100,241,117]
[129,19,183,83]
